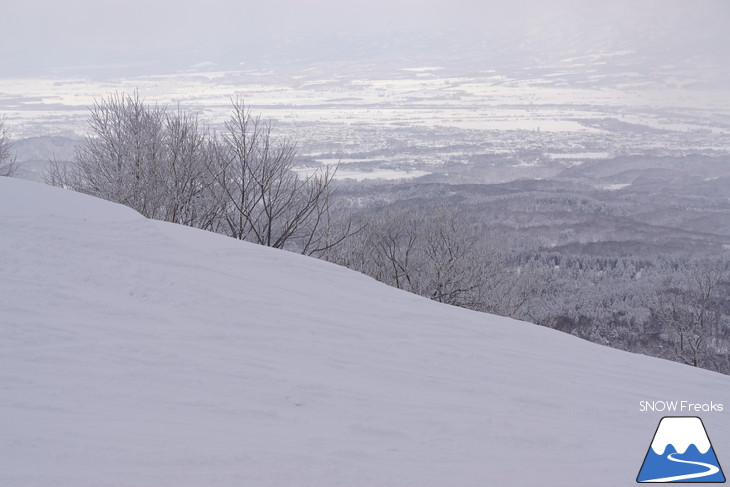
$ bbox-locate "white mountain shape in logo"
[651,417,712,455]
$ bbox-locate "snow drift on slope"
[1,177,728,487]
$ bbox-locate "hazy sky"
[3,0,728,73]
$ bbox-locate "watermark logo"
[637,416,725,483]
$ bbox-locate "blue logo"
[637,416,725,483]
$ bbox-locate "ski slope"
[1,176,728,486]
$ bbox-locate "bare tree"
[47,92,168,218]
[374,209,422,292]
[213,98,352,253]
[160,107,222,229]
[329,206,528,311]
[0,116,17,177]
[44,92,356,256]
[654,260,729,369]
[44,92,226,229]
[298,192,360,257]
[478,257,551,320]
[419,211,489,307]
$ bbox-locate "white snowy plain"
[1,176,728,487]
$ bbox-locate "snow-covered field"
[2,68,728,140]
[293,165,431,181]
[1,177,728,486]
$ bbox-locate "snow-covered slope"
[1,177,728,486]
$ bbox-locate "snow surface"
[1,176,728,486]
